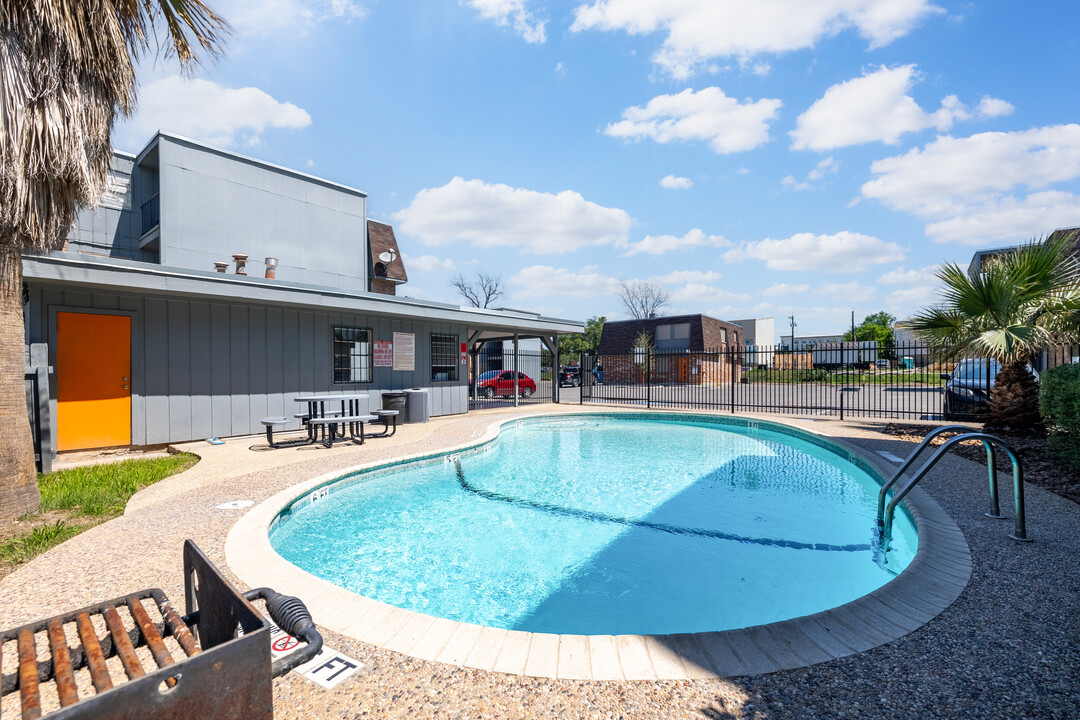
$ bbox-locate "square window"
[333,326,372,383]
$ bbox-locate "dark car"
[558,366,581,387]
[471,370,537,399]
[941,359,1038,420]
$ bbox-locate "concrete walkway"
[1,407,1076,719]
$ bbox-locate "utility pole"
[788,315,796,350]
[851,310,856,341]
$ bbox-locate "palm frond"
[1,0,227,253]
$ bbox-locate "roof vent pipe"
[232,254,248,275]
[265,257,278,279]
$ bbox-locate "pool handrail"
[876,425,986,524]
[880,431,1030,548]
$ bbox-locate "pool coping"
[225,407,971,681]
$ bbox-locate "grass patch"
[40,452,199,518]
[0,520,83,565]
[0,452,198,578]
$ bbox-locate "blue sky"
[114,1,1080,341]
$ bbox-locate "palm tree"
[0,1,227,521]
[910,232,1080,429]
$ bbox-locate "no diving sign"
[269,624,363,690]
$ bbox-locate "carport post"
[513,333,519,407]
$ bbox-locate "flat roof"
[130,131,368,199]
[23,252,583,336]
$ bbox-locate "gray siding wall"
[156,137,368,290]
[25,285,468,446]
[65,155,157,262]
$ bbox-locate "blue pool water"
[270,415,917,635]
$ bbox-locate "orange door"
[677,357,689,383]
[57,312,132,450]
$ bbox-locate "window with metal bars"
[431,333,459,382]
[333,326,372,383]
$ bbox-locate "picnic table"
[260,393,367,448]
[295,393,373,448]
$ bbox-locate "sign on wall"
[374,340,393,367]
[392,332,415,371]
[460,342,467,365]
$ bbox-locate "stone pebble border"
[226,408,971,681]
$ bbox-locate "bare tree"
[451,272,504,308]
[618,280,670,319]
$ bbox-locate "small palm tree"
[910,232,1080,429]
[0,1,227,521]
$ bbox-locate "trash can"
[404,388,430,423]
[381,391,407,416]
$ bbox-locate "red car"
[471,370,536,399]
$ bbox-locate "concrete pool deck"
[1,406,1077,719]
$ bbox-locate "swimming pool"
[269,414,918,636]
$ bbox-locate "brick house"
[596,314,742,385]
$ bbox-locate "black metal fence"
[463,340,1079,421]
[469,345,555,409]
[576,342,1025,421]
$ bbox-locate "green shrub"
[1039,363,1080,469]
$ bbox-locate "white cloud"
[619,228,730,256]
[877,265,939,284]
[976,96,1015,118]
[605,87,782,154]
[394,177,634,254]
[860,124,1080,244]
[887,284,941,313]
[214,0,364,36]
[782,156,840,190]
[670,283,751,306]
[467,0,546,43]
[817,281,877,302]
[922,190,1080,245]
[762,283,811,296]
[509,265,621,298]
[651,270,722,284]
[571,0,943,78]
[660,174,693,189]
[117,76,311,148]
[404,254,456,273]
[725,231,905,272]
[791,65,1012,151]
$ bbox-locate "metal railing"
[469,346,555,409]
[578,342,996,420]
[877,427,1031,549]
[141,193,160,235]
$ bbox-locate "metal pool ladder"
[877,425,1032,549]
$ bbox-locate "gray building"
[24,132,581,453]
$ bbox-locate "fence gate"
[469,344,555,409]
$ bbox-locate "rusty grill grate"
[0,541,320,720]
[1,591,199,718]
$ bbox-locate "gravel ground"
[1,409,1077,720]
